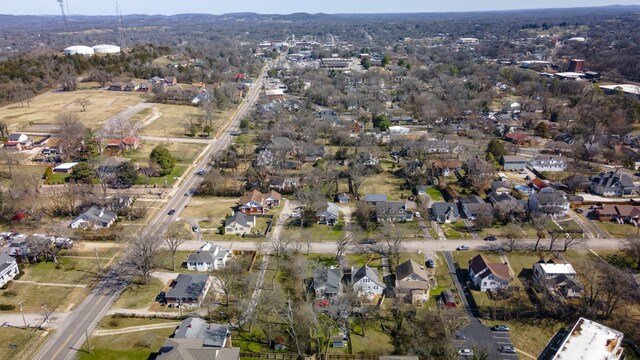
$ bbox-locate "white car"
[414,211,421,218]
[456,245,470,251]
[458,348,473,357]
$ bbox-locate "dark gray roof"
[532,192,569,206]
[225,212,254,227]
[72,206,117,226]
[0,252,16,274]
[431,202,460,218]
[491,181,511,191]
[166,274,210,300]
[376,201,408,216]
[502,155,528,163]
[365,194,388,202]
[313,267,343,294]
[395,260,428,282]
[590,171,635,189]
[173,317,229,347]
[460,195,485,204]
[488,192,518,203]
[186,244,226,264]
[352,265,381,286]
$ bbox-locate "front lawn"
[0,282,88,312]
[138,165,188,186]
[349,323,394,355]
[20,258,110,285]
[594,220,640,238]
[113,278,164,310]
[78,328,175,360]
[426,187,445,202]
[0,327,49,360]
[440,221,473,240]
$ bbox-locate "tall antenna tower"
[115,0,126,49]
[57,0,71,45]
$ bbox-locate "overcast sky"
[2,1,640,15]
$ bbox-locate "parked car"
[414,211,421,218]
[155,291,166,303]
[457,348,473,357]
[491,325,510,332]
[455,331,466,340]
[425,259,435,268]
[360,238,377,245]
[499,345,517,354]
[168,209,176,215]
[575,208,584,214]
[456,245,470,251]
[484,235,497,241]
[192,225,199,232]
[196,169,206,176]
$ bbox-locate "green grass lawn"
[78,328,175,360]
[440,221,473,240]
[306,253,339,267]
[139,165,188,186]
[0,327,49,360]
[594,220,640,238]
[97,315,180,330]
[20,258,110,285]
[349,324,394,355]
[281,223,344,243]
[346,253,383,268]
[113,278,164,310]
[47,172,71,184]
[398,252,426,265]
[426,187,445,202]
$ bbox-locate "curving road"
[32,58,274,360]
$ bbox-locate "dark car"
[425,259,435,268]
[484,235,497,241]
[168,209,176,215]
[196,169,206,176]
[499,345,517,354]
[192,225,199,232]
[155,291,166,303]
[360,238,377,245]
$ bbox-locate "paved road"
[32,59,274,360]
[139,135,215,144]
[443,252,518,360]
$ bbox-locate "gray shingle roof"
[395,260,428,282]
[224,212,254,228]
[352,265,381,286]
[313,267,343,295]
[365,194,388,203]
[166,274,210,300]
[186,244,226,264]
[431,202,460,218]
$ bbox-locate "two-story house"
[0,252,19,287]
[468,255,510,292]
[533,260,582,298]
[394,260,431,304]
[431,202,460,223]
[351,266,384,298]
[313,267,343,298]
[237,190,282,214]
[376,201,414,222]
[589,172,639,197]
[186,243,231,271]
[528,190,570,216]
[527,156,567,172]
[501,155,528,171]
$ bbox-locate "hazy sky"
[2,0,640,15]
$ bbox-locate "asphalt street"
[31,59,274,360]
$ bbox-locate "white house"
[527,156,567,172]
[70,206,118,229]
[186,243,231,272]
[351,265,384,298]
[533,261,582,298]
[224,212,256,235]
[0,252,19,287]
[468,255,510,292]
[53,162,79,174]
[528,191,570,216]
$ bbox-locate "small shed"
[440,290,457,308]
[336,193,350,203]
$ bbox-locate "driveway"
[443,251,518,359]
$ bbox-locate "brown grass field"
[0,89,145,132]
[138,104,232,138]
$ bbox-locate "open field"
[0,90,144,132]
[483,318,565,357]
[20,258,111,285]
[138,104,232,138]
[78,327,174,360]
[359,172,411,201]
[350,323,394,354]
[0,327,49,360]
[0,282,88,312]
[122,140,207,164]
[280,222,344,243]
[0,164,48,188]
[182,197,235,228]
[594,220,640,238]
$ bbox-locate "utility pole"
[18,300,27,328]
[84,329,93,355]
[41,304,50,330]
[95,247,102,273]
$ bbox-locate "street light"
[18,300,27,328]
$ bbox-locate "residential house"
[505,131,531,145]
[528,156,567,172]
[431,202,460,223]
[4,133,31,150]
[595,205,640,223]
[237,190,281,214]
[528,191,570,216]
[97,156,129,176]
[490,181,511,195]
[530,178,549,190]
[365,194,388,204]
[589,172,639,197]
[538,318,624,360]
[186,243,231,271]
[336,193,351,203]
[313,267,343,298]
[269,177,298,192]
[501,155,528,171]
[148,76,164,85]
[0,252,19,287]
[108,82,127,91]
[8,240,29,257]
[303,145,325,163]
[254,149,274,168]
[224,212,256,235]
[70,206,117,229]
[533,260,582,298]
[125,81,140,91]
[468,255,510,292]
[488,192,526,215]
[355,152,379,166]
[157,318,239,360]
[351,265,384,298]
[164,76,177,86]
[394,260,431,304]
[390,116,417,124]
[106,136,140,151]
[431,159,463,177]
[460,196,493,220]
[165,274,211,308]
[52,162,78,173]
[265,89,284,100]
[424,140,452,154]
[376,201,414,222]
[317,202,340,226]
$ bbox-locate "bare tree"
[124,235,160,285]
[581,261,639,319]
[212,258,246,306]
[348,162,368,200]
[502,224,523,252]
[335,231,354,262]
[530,212,549,251]
[0,148,17,179]
[60,73,78,91]
[56,112,86,160]
[164,222,191,271]
[75,97,91,112]
[561,231,584,251]
[270,235,292,269]
[0,121,9,142]
[378,223,406,272]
